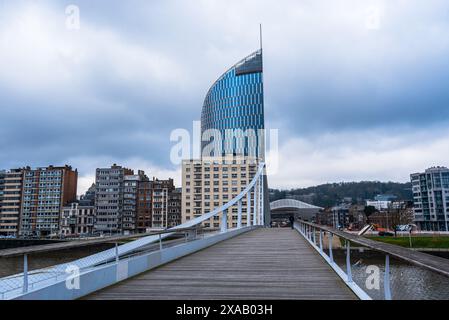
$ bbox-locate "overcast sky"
[1,0,449,194]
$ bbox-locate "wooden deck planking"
[85,228,356,300]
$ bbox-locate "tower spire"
[259,23,263,51]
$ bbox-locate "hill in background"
[269,181,413,208]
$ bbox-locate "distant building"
[20,165,78,237]
[348,204,367,230]
[411,166,449,231]
[122,171,146,233]
[0,169,24,236]
[181,48,268,231]
[168,188,182,228]
[136,177,180,232]
[331,203,351,229]
[95,164,134,235]
[151,178,176,229]
[79,183,95,207]
[315,208,333,226]
[136,178,153,233]
[61,202,95,237]
[369,201,413,230]
[94,165,181,235]
[366,200,391,211]
[374,194,397,202]
[182,158,257,230]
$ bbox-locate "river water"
[0,244,114,278]
[332,249,449,300]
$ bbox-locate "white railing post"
[260,172,265,226]
[253,183,257,226]
[312,227,316,245]
[257,177,261,225]
[259,177,262,225]
[319,230,323,253]
[115,243,119,263]
[384,254,392,300]
[329,232,334,263]
[22,254,28,294]
[221,209,228,233]
[237,200,242,229]
[159,234,163,251]
[346,240,353,282]
[246,192,251,226]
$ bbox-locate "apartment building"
[182,158,257,230]
[95,165,181,234]
[168,188,182,228]
[136,177,180,232]
[61,202,95,236]
[20,165,77,237]
[411,166,449,231]
[0,169,24,236]
[95,164,134,235]
[151,178,175,229]
[122,171,147,233]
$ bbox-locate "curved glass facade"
[201,49,264,159]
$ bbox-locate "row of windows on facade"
[207,71,262,97]
[96,170,124,175]
[203,93,263,112]
[25,171,62,176]
[202,115,264,129]
[185,200,249,208]
[186,173,249,179]
[186,179,247,187]
[202,96,264,118]
[185,166,255,172]
[186,190,245,200]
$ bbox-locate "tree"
[364,206,377,224]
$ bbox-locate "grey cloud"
[1,0,449,188]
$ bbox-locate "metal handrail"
[295,220,449,300]
[0,226,203,258]
[300,220,449,278]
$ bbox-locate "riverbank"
[368,236,449,249]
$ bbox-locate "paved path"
[85,228,356,300]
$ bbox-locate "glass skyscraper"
[201,49,265,159]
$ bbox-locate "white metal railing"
[295,220,449,300]
[0,162,266,300]
[294,221,372,300]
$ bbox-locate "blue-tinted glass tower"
[201,49,265,159]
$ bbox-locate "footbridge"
[1,163,449,300]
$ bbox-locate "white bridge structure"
[1,161,449,300]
